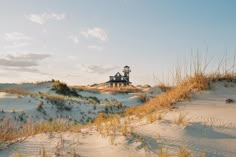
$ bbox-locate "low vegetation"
[125,53,236,118]
[174,113,189,126]
[146,112,162,123]
[156,83,172,92]
[125,73,209,118]
[74,84,142,93]
[158,148,170,157]
[0,117,83,142]
[51,80,79,97]
[178,146,191,157]
[11,152,24,157]
[0,88,29,96]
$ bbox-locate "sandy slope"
[1,129,148,157]
[134,81,236,157]
[0,82,143,124]
[0,82,53,93]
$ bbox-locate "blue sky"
[0,0,235,85]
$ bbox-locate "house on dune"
[106,66,131,87]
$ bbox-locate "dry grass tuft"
[158,148,170,157]
[178,146,191,157]
[74,85,141,94]
[39,146,51,157]
[174,113,189,126]
[11,152,25,157]
[146,112,162,123]
[0,117,83,142]
[157,83,172,92]
[0,88,30,96]
[125,73,209,118]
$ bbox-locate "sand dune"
[1,81,236,156]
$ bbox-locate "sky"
[0,0,236,85]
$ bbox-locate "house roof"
[114,72,122,77]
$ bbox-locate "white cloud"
[26,12,65,25]
[67,55,77,60]
[0,53,50,68]
[3,32,31,49]
[69,35,79,44]
[3,67,41,73]
[79,64,119,74]
[4,32,31,41]
[7,53,51,61]
[80,27,108,42]
[88,45,103,51]
[4,42,30,49]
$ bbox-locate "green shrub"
[88,96,100,103]
[51,80,80,97]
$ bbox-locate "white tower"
[123,65,131,81]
